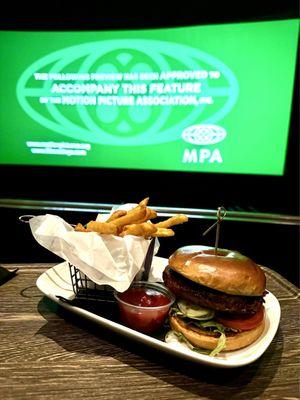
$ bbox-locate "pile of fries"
[74,197,188,238]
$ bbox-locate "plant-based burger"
[163,245,267,356]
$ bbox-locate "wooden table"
[0,263,299,400]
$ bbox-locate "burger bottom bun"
[170,316,265,352]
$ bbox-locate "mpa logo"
[182,124,227,145]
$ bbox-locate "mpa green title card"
[0,19,298,175]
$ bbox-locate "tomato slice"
[216,306,265,331]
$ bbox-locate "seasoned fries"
[152,228,175,237]
[74,197,188,238]
[106,210,127,223]
[86,221,118,235]
[119,222,157,238]
[110,204,147,228]
[154,214,188,229]
[74,223,92,232]
[135,208,157,224]
[139,197,150,207]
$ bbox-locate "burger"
[163,245,266,356]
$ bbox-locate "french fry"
[151,228,175,237]
[134,207,157,224]
[139,197,149,207]
[86,221,118,235]
[106,209,127,223]
[155,214,188,229]
[74,223,91,232]
[74,198,188,239]
[145,208,157,220]
[119,222,157,238]
[111,204,147,228]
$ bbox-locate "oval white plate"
[36,259,281,368]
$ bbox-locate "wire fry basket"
[18,214,156,303]
[68,263,115,302]
[68,238,156,302]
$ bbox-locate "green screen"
[0,19,298,175]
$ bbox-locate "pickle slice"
[177,300,215,320]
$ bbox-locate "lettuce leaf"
[165,329,226,357]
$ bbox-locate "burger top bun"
[168,245,266,296]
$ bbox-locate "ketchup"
[119,288,170,307]
[116,286,173,334]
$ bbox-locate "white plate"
[36,259,281,368]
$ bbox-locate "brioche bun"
[168,245,266,296]
[170,315,265,351]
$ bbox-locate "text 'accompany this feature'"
[34,71,219,107]
[17,39,239,148]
